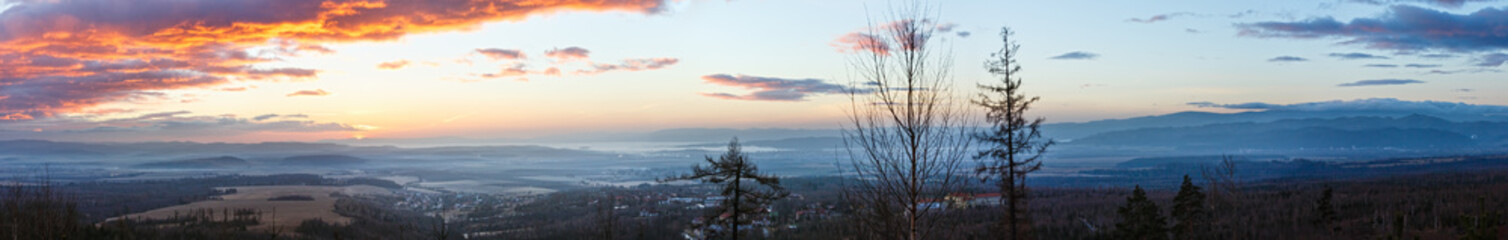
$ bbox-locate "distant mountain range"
[1043,98,1508,140]
[678,137,846,150]
[11,98,1506,159]
[1043,110,1508,141]
[1069,114,1508,150]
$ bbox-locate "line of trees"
[1110,175,1208,240]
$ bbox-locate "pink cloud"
[477,48,526,60]
[286,89,329,97]
[544,47,591,61]
[699,74,856,101]
[377,60,411,70]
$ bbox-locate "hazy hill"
[0,140,108,156]
[277,155,368,166]
[404,145,610,158]
[136,156,250,169]
[679,137,845,151]
[1114,155,1287,168]
[321,128,844,147]
[0,140,393,159]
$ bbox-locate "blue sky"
[0,0,1503,142]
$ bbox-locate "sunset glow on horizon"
[3,0,1505,142]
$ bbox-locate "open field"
[112,185,392,230]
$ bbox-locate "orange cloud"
[0,0,671,121]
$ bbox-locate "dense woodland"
[489,169,1508,239]
[2,163,1507,239]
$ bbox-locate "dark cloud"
[1405,63,1443,68]
[1454,88,1474,92]
[1268,56,1308,62]
[252,114,280,121]
[1329,52,1389,60]
[1419,53,1457,59]
[125,111,193,121]
[0,0,670,121]
[1474,53,1508,67]
[1,71,225,120]
[1427,68,1503,74]
[1337,79,1425,87]
[1188,98,1508,116]
[1050,51,1099,60]
[544,47,590,61]
[0,111,365,141]
[377,60,410,70]
[1364,64,1399,68]
[956,31,971,37]
[1349,0,1499,8]
[1186,102,1281,109]
[934,23,958,33]
[249,113,307,121]
[1238,6,1508,52]
[1127,12,1195,23]
[286,89,328,97]
[700,74,856,101]
[476,48,525,60]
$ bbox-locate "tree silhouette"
[1313,186,1337,232]
[973,26,1054,240]
[841,2,973,240]
[1458,197,1499,240]
[1170,175,1205,239]
[663,138,787,240]
[1115,185,1168,240]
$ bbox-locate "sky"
[0,0,1505,142]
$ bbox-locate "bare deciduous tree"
[841,2,972,240]
[1200,155,1240,209]
[973,26,1053,240]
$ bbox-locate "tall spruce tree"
[662,138,787,240]
[1115,185,1168,240]
[1170,175,1205,239]
[1458,197,1500,240]
[973,26,1054,240]
[1313,186,1337,232]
